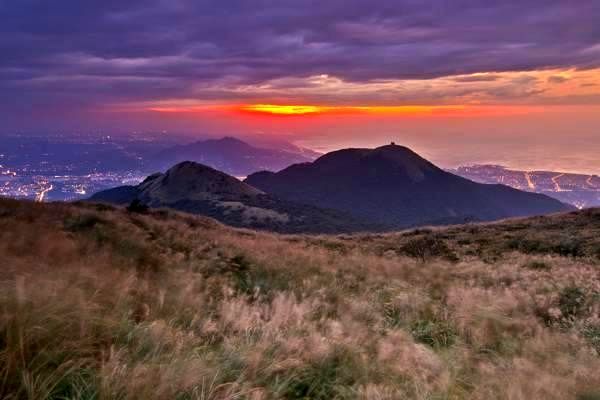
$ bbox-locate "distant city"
[450,165,600,209]
[1,134,599,209]
[0,134,178,202]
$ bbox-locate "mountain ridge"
[151,136,318,176]
[90,161,379,233]
[246,143,574,228]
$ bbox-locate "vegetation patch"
[410,315,457,349]
[400,236,458,262]
[558,286,587,321]
[278,348,363,400]
[63,213,104,232]
[522,260,552,271]
[2,199,600,399]
[126,199,149,214]
[582,323,600,355]
[577,392,600,400]
[508,235,585,257]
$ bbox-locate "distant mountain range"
[91,144,573,233]
[151,137,319,177]
[450,164,600,209]
[246,144,573,229]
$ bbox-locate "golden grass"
[0,198,599,399]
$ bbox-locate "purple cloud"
[1,0,599,130]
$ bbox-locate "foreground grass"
[0,198,599,399]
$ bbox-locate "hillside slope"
[90,161,378,233]
[246,144,573,228]
[1,198,599,399]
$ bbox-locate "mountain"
[151,137,318,177]
[90,161,378,233]
[449,164,600,209]
[245,144,574,229]
[244,136,323,159]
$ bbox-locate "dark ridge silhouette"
[90,161,379,233]
[245,143,574,229]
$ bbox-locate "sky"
[1,1,600,172]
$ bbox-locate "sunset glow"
[238,104,469,116]
[239,104,323,115]
[3,1,600,173]
[143,103,547,119]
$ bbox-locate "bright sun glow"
[238,104,468,116]
[144,103,544,117]
[240,104,323,115]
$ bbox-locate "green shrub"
[400,236,458,262]
[280,348,362,400]
[126,199,149,214]
[63,214,103,232]
[558,286,587,320]
[210,254,291,299]
[553,238,584,257]
[383,303,404,329]
[508,236,585,257]
[522,260,551,271]
[93,203,115,212]
[508,238,547,254]
[582,323,600,355]
[577,392,600,400]
[410,316,457,348]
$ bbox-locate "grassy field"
[0,198,599,399]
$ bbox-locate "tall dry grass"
[0,198,599,399]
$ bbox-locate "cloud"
[452,75,502,83]
[1,0,600,122]
[547,75,569,84]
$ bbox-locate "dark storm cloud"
[1,0,600,115]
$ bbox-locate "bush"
[554,238,584,257]
[208,254,290,299]
[400,236,458,262]
[582,323,600,355]
[577,393,600,400]
[508,237,547,254]
[280,348,362,400]
[522,260,551,271]
[410,316,457,348]
[558,286,587,320]
[63,213,103,232]
[508,236,585,257]
[93,203,115,212]
[126,199,149,214]
[383,303,403,329]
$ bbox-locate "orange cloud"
[239,104,323,115]
[233,103,547,118]
[143,103,547,119]
[237,104,468,116]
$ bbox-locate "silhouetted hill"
[246,144,574,228]
[90,161,378,233]
[152,137,317,176]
